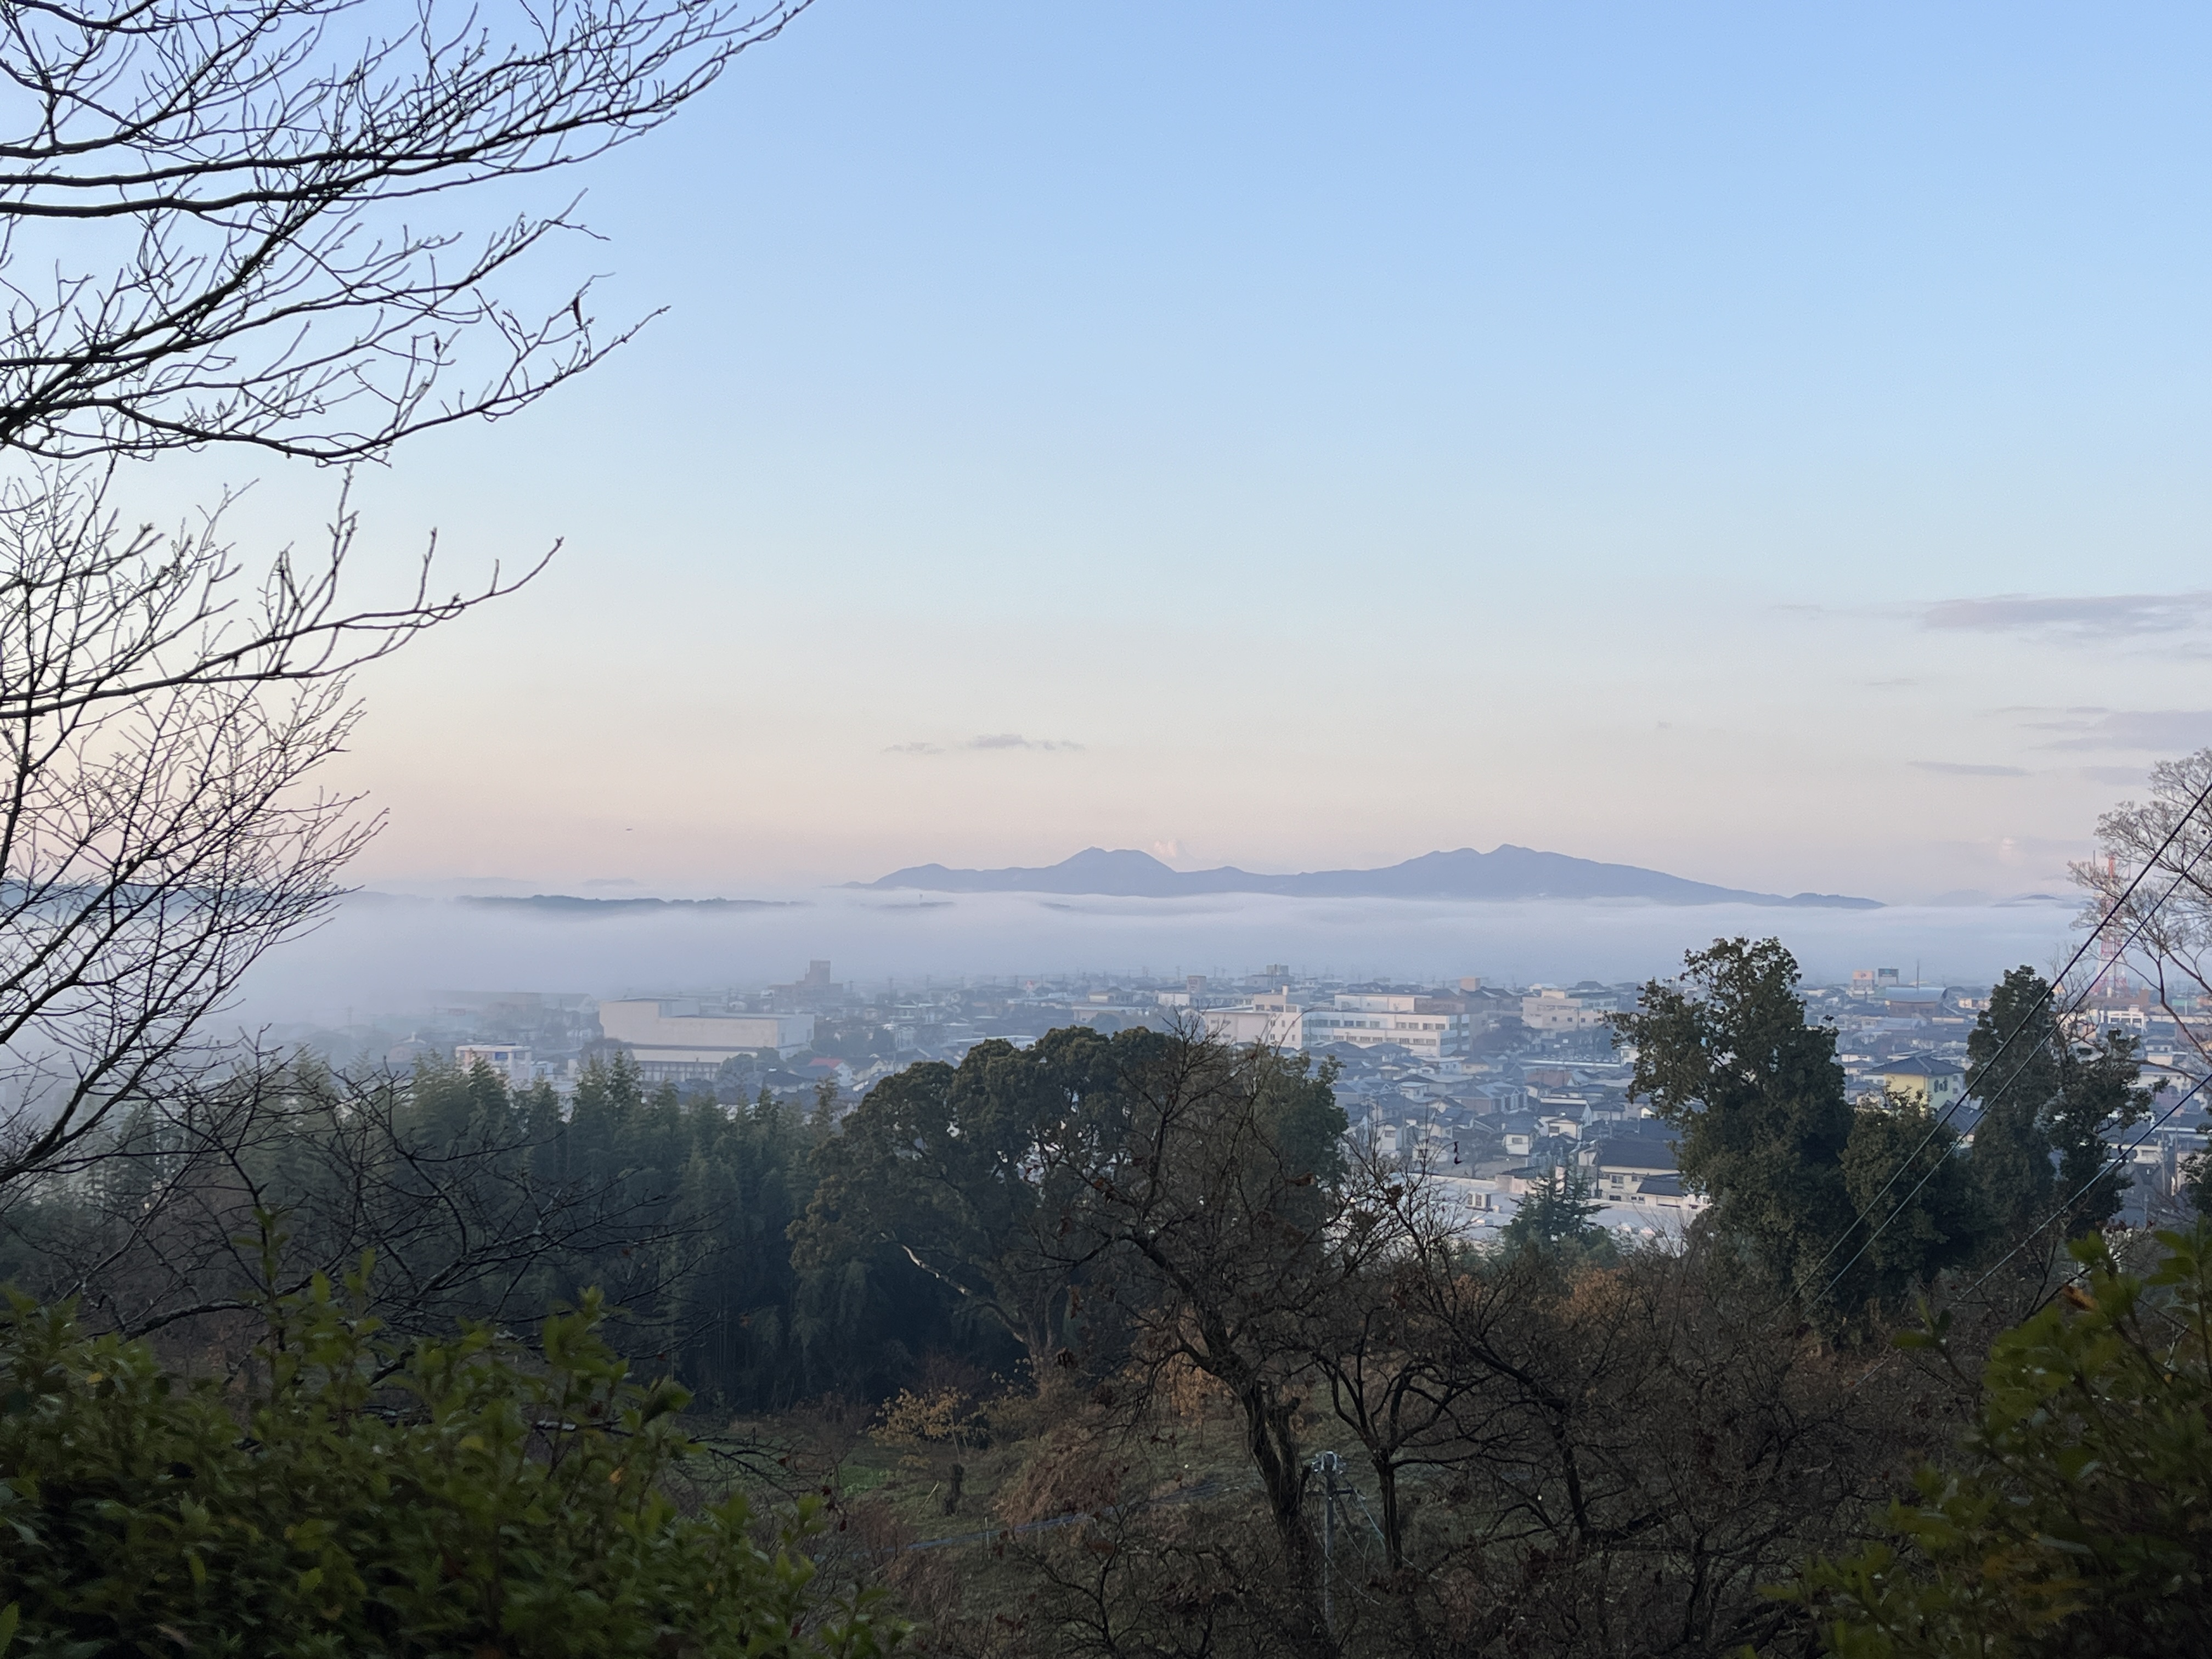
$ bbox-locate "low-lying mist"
[227,887,2087,1025]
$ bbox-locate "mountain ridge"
[851,845,1882,908]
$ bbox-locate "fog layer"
[229,890,2085,1024]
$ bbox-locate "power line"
[1843,1067,2212,1396]
[1958,1069,2211,1303]
[1805,780,2212,1307]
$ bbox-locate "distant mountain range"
[853,846,1882,908]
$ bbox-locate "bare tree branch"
[0,0,810,461]
[0,467,531,1188]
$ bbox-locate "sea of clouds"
[228,888,2090,1027]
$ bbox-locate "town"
[320,955,2212,1243]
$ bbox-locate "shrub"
[0,1267,903,1657]
[1790,1224,2212,1657]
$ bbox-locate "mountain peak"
[857,847,1880,908]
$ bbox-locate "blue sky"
[185,2,2212,902]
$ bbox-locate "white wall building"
[1203,1005,1305,1048]
[598,1000,816,1077]
[1303,992,1466,1058]
[1520,988,1613,1034]
[454,1043,534,1090]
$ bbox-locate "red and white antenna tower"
[2092,853,2132,999]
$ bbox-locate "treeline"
[4,935,2203,1656]
[0,1052,1017,1409]
[1618,941,2157,1312]
[0,939,2171,1407]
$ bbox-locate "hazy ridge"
[854,844,1884,909]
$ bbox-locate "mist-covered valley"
[230,884,2086,1026]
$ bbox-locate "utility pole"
[1312,1450,1341,1634]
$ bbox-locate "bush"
[0,1267,903,1657]
[1790,1224,2212,1657]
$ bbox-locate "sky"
[144,2,2212,906]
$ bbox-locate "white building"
[1302,992,1468,1058]
[598,1000,816,1080]
[1203,1005,1304,1048]
[454,1043,534,1090]
[1520,988,1613,1035]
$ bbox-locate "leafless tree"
[2075,751,2212,1211]
[0,0,803,1203]
[0,0,809,463]
[0,469,544,1192]
[1335,1239,1952,1659]
[1040,1034,1344,1653]
[0,1052,694,1351]
[2076,748,2212,1064]
[1313,1152,1540,1575]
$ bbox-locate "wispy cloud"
[969,732,1081,751]
[2075,764,2148,786]
[1910,760,2028,777]
[2030,710,2212,752]
[1923,591,2212,639]
[887,733,1085,755]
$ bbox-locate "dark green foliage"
[1622,939,2018,1319]
[1839,1101,1980,1313]
[1499,1164,1614,1261]
[1618,939,1860,1301]
[1792,1225,2212,1657]
[540,1056,968,1409]
[1965,967,2152,1244]
[0,1048,991,1413]
[790,1028,1173,1376]
[2182,1138,2212,1219]
[2046,1027,2151,1236]
[0,1269,901,1658]
[1965,967,2061,1242]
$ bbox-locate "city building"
[1865,1054,1965,1113]
[453,1043,534,1089]
[1203,1003,1304,1047]
[1302,992,1467,1058]
[770,960,848,1013]
[1519,987,1612,1035]
[598,999,816,1081]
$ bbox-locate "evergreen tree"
[1965,967,2152,1243]
[1793,1226,2212,1656]
[2050,1024,2151,1234]
[1964,966,2059,1244]
[1619,939,1859,1304]
[1840,1098,1981,1311]
[1500,1163,1614,1261]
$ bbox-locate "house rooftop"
[1877,1055,1964,1078]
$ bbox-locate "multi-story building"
[1203,1003,1304,1048]
[1301,991,1466,1058]
[1519,988,1612,1035]
[1864,1054,1966,1113]
[599,999,816,1082]
[453,1043,535,1090]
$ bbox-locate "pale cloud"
[2031,710,2212,752]
[1910,760,2028,777]
[968,732,1081,751]
[1924,591,2212,639]
[888,733,1085,755]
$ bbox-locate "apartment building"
[1303,991,1467,1058]
[1520,986,1614,1034]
